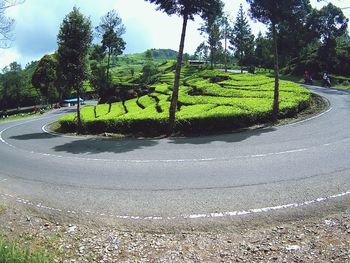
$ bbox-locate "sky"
[0,0,349,69]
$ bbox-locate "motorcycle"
[323,75,331,88]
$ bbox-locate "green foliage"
[0,238,52,263]
[95,9,126,94]
[31,55,58,104]
[144,0,225,135]
[199,0,224,69]
[59,69,311,136]
[230,4,255,72]
[0,62,26,110]
[141,62,159,84]
[57,7,93,131]
[57,7,93,91]
[144,49,153,60]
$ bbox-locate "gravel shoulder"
[0,198,350,262]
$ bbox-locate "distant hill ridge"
[124,49,178,60]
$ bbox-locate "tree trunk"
[224,31,228,73]
[272,21,280,121]
[168,14,188,136]
[76,87,82,134]
[240,51,243,74]
[106,48,112,84]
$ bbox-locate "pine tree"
[200,2,224,69]
[230,4,254,73]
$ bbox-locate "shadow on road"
[169,127,276,145]
[9,133,54,140]
[53,138,159,155]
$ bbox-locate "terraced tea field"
[59,69,311,135]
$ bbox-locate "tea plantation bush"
[59,70,311,136]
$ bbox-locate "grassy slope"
[59,66,311,135]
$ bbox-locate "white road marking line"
[1,189,350,221]
[2,128,350,163]
[283,107,333,127]
[42,123,87,139]
[0,100,341,164]
[0,116,55,147]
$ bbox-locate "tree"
[89,44,109,102]
[246,0,308,121]
[194,42,209,61]
[275,0,314,70]
[141,62,158,84]
[95,10,126,86]
[145,49,153,60]
[1,62,23,109]
[310,3,348,72]
[230,4,255,73]
[57,7,92,133]
[221,15,231,72]
[200,2,224,69]
[254,32,273,69]
[0,0,24,48]
[145,0,224,135]
[31,54,58,105]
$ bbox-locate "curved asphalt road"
[0,86,349,222]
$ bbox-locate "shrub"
[59,69,311,136]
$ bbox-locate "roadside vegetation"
[58,67,311,136]
[1,1,349,134]
[0,238,51,263]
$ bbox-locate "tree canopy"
[230,4,255,73]
[57,7,92,131]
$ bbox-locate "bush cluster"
[59,70,311,136]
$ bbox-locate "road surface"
[0,86,349,223]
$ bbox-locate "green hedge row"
[59,70,312,136]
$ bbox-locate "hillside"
[59,65,311,136]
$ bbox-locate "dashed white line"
[1,189,350,221]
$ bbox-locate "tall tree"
[0,0,24,48]
[200,2,224,69]
[254,32,273,69]
[275,0,314,69]
[145,0,224,135]
[246,0,308,121]
[221,15,230,72]
[230,4,255,73]
[57,7,92,133]
[31,54,58,105]
[89,44,109,102]
[194,42,209,61]
[95,10,126,86]
[310,3,348,72]
[1,62,23,109]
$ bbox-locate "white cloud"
[0,0,348,69]
[0,49,20,70]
